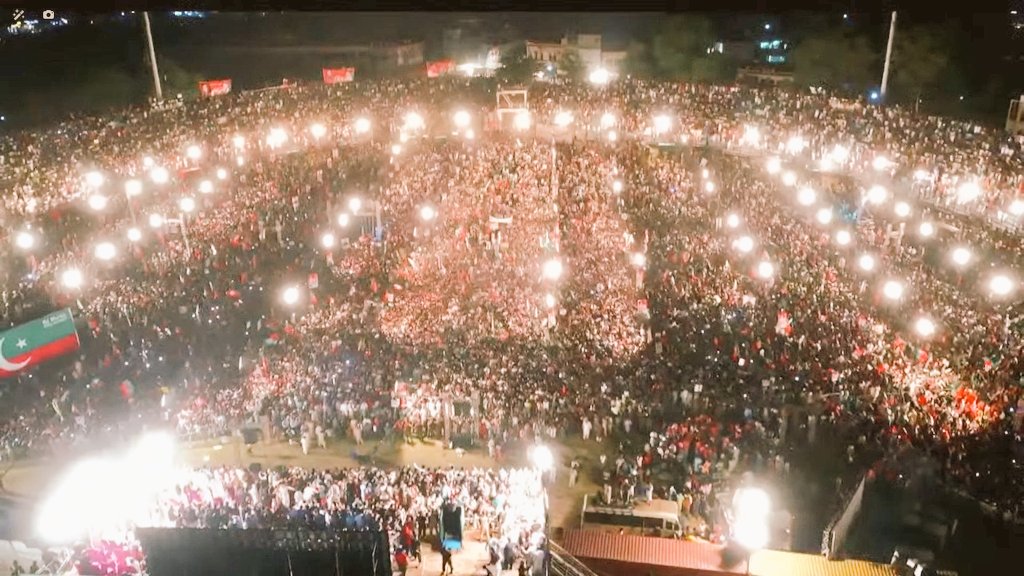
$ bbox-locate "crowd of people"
[0,75,1022,574]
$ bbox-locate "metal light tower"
[143,12,164,101]
[880,11,897,100]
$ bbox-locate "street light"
[882,279,905,301]
[835,230,852,246]
[420,205,437,222]
[866,185,887,205]
[950,247,972,267]
[281,286,301,307]
[179,197,196,214]
[815,207,833,225]
[354,117,371,134]
[94,242,117,261]
[126,227,142,243]
[337,213,351,227]
[15,230,36,251]
[453,110,471,129]
[198,180,214,194]
[756,260,775,279]
[148,214,164,229]
[85,171,105,188]
[310,123,327,139]
[321,232,336,249]
[87,194,108,212]
[734,236,755,254]
[797,187,816,206]
[989,274,1015,298]
[186,145,202,161]
[919,222,935,238]
[858,254,876,272]
[554,111,573,128]
[894,201,911,218]
[125,179,143,197]
[348,197,362,214]
[60,268,83,290]
[542,258,563,281]
[150,167,170,185]
[588,67,611,85]
[530,444,554,472]
[914,316,936,338]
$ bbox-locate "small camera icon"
[42,10,54,20]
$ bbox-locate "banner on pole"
[426,60,455,78]
[0,309,81,378]
[198,79,232,97]
[322,67,356,84]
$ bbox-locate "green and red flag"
[0,308,81,378]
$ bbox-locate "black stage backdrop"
[136,528,392,576]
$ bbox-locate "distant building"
[525,34,627,73]
[737,66,794,85]
[442,19,523,76]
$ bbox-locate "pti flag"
[199,79,232,97]
[322,67,355,84]
[0,309,81,378]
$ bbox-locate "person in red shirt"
[395,549,409,576]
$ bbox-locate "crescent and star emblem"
[0,337,31,372]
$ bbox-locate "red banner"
[426,60,455,78]
[322,67,355,84]
[198,79,232,97]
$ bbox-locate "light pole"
[880,11,897,100]
[530,444,554,576]
[142,12,163,101]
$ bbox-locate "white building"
[525,34,626,74]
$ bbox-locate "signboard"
[198,79,232,97]
[0,309,81,378]
[426,60,455,78]
[322,67,355,84]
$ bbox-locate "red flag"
[198,79,232,97]
[308,273,319,290]
[322,67,355,84]
[775,310,792,336]
[426,60,455,78]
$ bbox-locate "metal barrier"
[549,541,600,576]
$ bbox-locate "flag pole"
[880,11,897,100]
[143,11,164,101]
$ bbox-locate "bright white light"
[757,260,775,279]
[266,127,288,148]
[185,145,202,160]
[652,115,672,135]
[337,213,350,227]
[544,294,556,309]
[600,112,616,129]
[514,112,532,131]
[612,180,624,194]
[956,181,981,204]
[894,201,911,218]
[588,67,611,85]
[453,110,471,128]
[858,254,876,272]
[348,197,362,214]
[236,156,245,167]
[125,179,143,197]
[866,185,888,205]
[542,258,564,281]
[15,231,36,250]
[816,207,833,225]
[530,445,554,471]
[915,317,936,338]
[726,213,741,228]
[829,144,849,163]
[704,181,716,193]
[1007,199,1024,216]
[94,242,116,261]
[733,488,771,550]
[554,110,574,128]
[989,274,1015,297]
[919,222,935,237]
[872,155,891,171]
[391,144,402,156]
[404,112,425,131]
[765,157,782,175]
[741,125,761,146]
[282,286,301,306]
[420,205,437,221]
[179,197,196,213]
[198,180,214,194]
[60,268,83,290]
[785,135,806,154]
[631,253,646,267]
[734,236,755,254]
[882,279,905,301]
[87,194,108,212]
[819,156,835,171]
[465,129,475,140]
[150,166,170,185]
[950,247,972,267]
[781,171,797,187]
[321,232,336,249]
[127,227,142,243]
[216,168,228,181]
[607,130,618,142]
[913,169,931,181]
[310,123,327,139]
[354,117,371,134]
[797,187,816,206]
[85,171,105,188]
[148,214,164,228]
[232,135,245,149]
[835,230,852,246]
[142,156,155,168]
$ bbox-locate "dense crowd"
[0,77,1022,572]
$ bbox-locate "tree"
[559,49,585,82]
[160,58,203,99]
[648,15,717,81]
[497,44,535,85]
[889,25,954,107]
[791,31,876,92]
